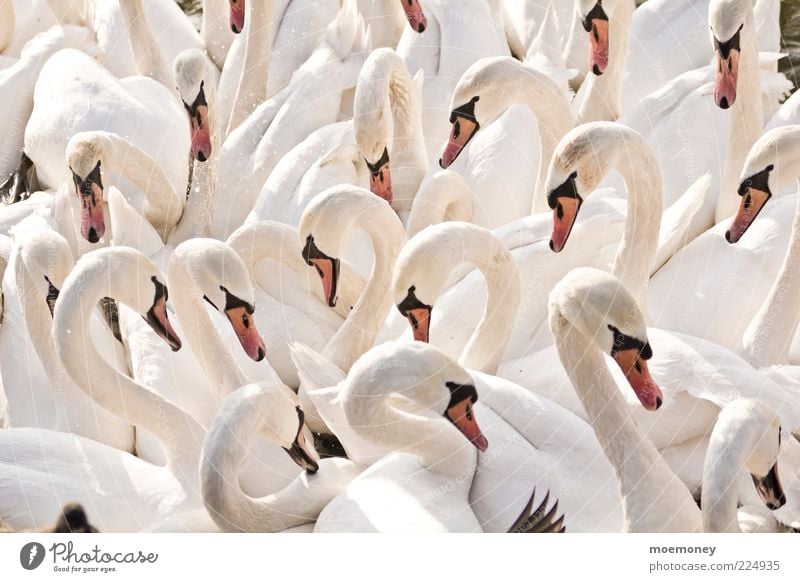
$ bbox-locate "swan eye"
[242,313,250,329]
[452,119,461,139]
[465,403,473,422]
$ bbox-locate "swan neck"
[741,190,800,366]
[611,141,663,313]
[201,390,328,532]
[107,136,184,238]
[118,0,173,90]
[459,238,521,374]
[406,176,474,237]
[701,421,759,533]
[577,0,634,123]
[226,0,274,135]
[169,261,248,397]
[53,266,201,480]
[717,15,763,222]
[554,312,700,531]
[202,0,232,70]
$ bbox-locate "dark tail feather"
[508,488,566,533]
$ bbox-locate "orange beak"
[190,104,212,162]
[612,348,663,411]
[225,305,266,361]
[144,279,182,352]
[366,148,393,204]
[440,116,479,169]
[725,186,770,243]
[583,2,610,75]
[550,196,582,253]
[406,306,431,342]
[446,398,488,452]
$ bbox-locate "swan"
[0,25,98,192]
[226,220,367,387]
[507,122,800,451]
[211,0,369,239]
[311,341,490,532]
[395,0,511,148]
[291,336,625,532]
[356,0,427,49]
[24,31,189,246]
[247,46,427,226]
[1,244,324,530]
[295,185,406,430]
[647,123,800,356]
[298,185,406,373]
[60,131,186,248]
[437,56,572,221]
[0,246,200,531]
[0,216,133,451]
[719,125,800,367]
[201,382,359,532]
[548,267,793,531]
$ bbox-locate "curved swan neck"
[577,0,635,124]
[701,423,759,533]
[406,172,474,237]
[104,134,185,238]
[323,221,405,372]
[201,386,336,532]
[741,190,800,366]
[53,257,202,479]
[226,0,274,136]
[228,222,311,284]
[168,259,248,397]
[343,390,475,477]
[118,0,173,90]
[459,234,521,375]
[610,137,663,314]
[552,311,701,531]
[717,6,763,222]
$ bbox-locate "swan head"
[545,122,626,252]
[67,132,112,244]
[14,224,74,318]
[229,0,245,34]
[299,185,403,308]
[440,56,508,168]
[242,384,320,474]
[393,222,489,343]
[400,0,427,34]
[170,239,267,362]
[61,247,182,351]
[715,400,786,511]
[347,341,488,451]
[175,49,213,163]
[709,0,751,109]
[725,126,800,243]
[576,0,614,76]
[549,268,663,411]
[354,48,408,205]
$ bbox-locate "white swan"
[549,267,793,531]
[312,341,489,532]
[719,125,800,367]
[0,24,98,188]
[291,338,625,532]
[648,122,800,357]
[0,216,133,451]
[211,0,369,239]
[437,56,573,221]
[201,382,358,532]
[247,47,427,226]
[226,220,366,388]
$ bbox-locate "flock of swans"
[0,0,799,534]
